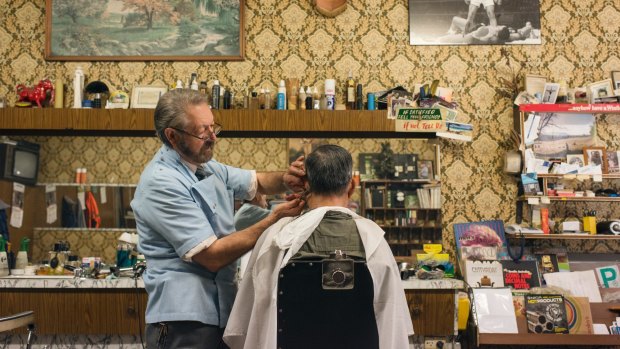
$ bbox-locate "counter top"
[402,277,464,290]
[0,276,144,289]
[1,276,462,290]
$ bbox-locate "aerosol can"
[0,236,8,276]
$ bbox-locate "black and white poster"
[409,0,541,45]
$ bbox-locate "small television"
[0,139,40,185]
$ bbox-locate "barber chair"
[0,311,36,349]
[277,257,379,349]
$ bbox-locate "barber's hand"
[272,194,305,220]
[283,155,306,193]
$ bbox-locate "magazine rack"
[475,302,620,346]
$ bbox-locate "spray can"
[211,80,221,109]
[0,236,8,277]
[324,79,336,110]
[73,66,84,108]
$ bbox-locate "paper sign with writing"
[395,108,444,132]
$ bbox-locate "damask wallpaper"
[1,0,620,256]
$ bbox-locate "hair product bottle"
[73,66,84,108]
[299,87,307,110]
[346,71,355,109]
[356,84,363,110]
[325,79,336,110]
[306,86,313,110]
[264,89,272,109]
[211,80,220,109]
[277,80,286,110]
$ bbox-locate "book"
[564,296,594,334]
[534,247,570,272]
[500,260,541,290]
[524,294,569,334]
[454,220,507,260]
[465,260,504,288]
[535,253,559,284]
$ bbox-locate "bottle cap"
[299,87,305,94]
[279,80,285,87]
[306,86,312,94]
[213,80,220,86]
[260,88,265,93]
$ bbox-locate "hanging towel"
[85,191,101,228]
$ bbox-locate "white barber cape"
[223,206,414,349]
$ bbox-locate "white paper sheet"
[524,114,541,146]
[10,183,25,228]
[472,288,519,333]
[543,270,602,302]
[45,184,57,224]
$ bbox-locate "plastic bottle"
[258,88,265,109]
[190,73,198,90]
[367,93,375,110]
[223,89,231,109]
[346,70,355,109]
[277,80,286,110]
[325,79,336,110]
[73,66,84,108]
[0,236,8,277]
[299,87,307,110]
[356,84,363,110]
[305,86,313,110]
[15,237,29,270]
[264,89,272,109]
[212,80,220,109]
[54,78,64,108]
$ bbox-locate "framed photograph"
[525,74,546,98]
[587,79,614,103]
[612,71,620,90]
[416,160,434,180]
[392,154,419,180]
[583,146,607,172]
[45,0,245,61]
[566,154,585,167]
[541,83,560,104]
[130,86,168,109]
[607,151,620,174]
[408,0,541,46]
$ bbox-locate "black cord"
[505,232,525,261]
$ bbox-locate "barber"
[131,89,305,349]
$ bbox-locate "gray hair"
[154,89,209,147]
[305,144,353,196]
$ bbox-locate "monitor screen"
[12,149,38,179]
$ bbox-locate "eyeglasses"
[169,123,222,141]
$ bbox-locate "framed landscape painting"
[45,0,244,61]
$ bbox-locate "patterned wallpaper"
[2,0,620,257]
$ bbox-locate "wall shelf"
[0,108,437,139]
[519,195,620,202]
[506,233,619,240]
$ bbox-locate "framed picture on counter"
[583,146,607,173]
[45,0,245,61]
[130,86,168,109]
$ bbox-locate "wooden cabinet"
[405,289,456,336]
[0,288,147,334]
[361,180,442,257]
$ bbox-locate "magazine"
[525,294,569,334]
[454,220,507,260]
[465,260,504,288]
[564,296,594,334]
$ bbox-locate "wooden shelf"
[536,173,620,179]
[0,108,438,138]
[362,179,440,184]
[519,103,620,114]
[478,333,620,346]
[365,207,442,211]
[519,195,620,202]
[507,233,619,240]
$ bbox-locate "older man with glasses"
[131,89,306,349]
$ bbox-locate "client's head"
[305,144,353,196]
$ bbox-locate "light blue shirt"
[131,145,253,327]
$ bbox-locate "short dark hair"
[154,89,209,147]
[497,26,510,42]
[305,144,352,196]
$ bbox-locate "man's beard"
[178,138,214,164]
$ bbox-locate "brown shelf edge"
[0,108,439,139]
[507,233,619,240]
[478,333,620,346]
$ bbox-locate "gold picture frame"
[45,0,245,61]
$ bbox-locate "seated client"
[223,144,413,348]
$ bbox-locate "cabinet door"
[405,289,455,336]
[0,289,147,334]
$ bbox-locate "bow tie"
[195,167,207,181]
